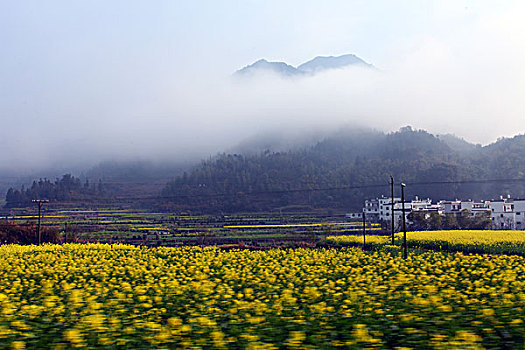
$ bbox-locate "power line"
[117,184,389,201]
[405,178,525,186]
[112,177,525,201]
[5,177,524,205]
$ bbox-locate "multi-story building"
[489,197,525,230]
[360,196,429,228]
[377,196,401,222]
[362,196,410,223]
[352,194,524,230]
[441,200,461,213]
[363,198,380,222]
[515,200,525,230]
[441,200,490,216]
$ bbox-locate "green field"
[4,207,379,247]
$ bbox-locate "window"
[517,212,521,215]
[517,222,522,225]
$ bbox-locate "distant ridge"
[236,59,303,77]
[298,54,372,73]
[437,134,480,154]
[235,53,373,78]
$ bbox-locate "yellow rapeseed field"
[327,230,525,255]
[223,222,379,229]
[0,243,524,349]
[406,230,525,243]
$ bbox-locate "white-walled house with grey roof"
[489,197,525,230]
[351,195,525,230]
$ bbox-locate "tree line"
[406,210,491,231]
[4,174,105,208]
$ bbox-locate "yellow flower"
[63,329,83,344]
[11,341,25,350]
[481,308,495,316]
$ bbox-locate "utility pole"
[362,211,366,249]
[32,200,49,245]
[400,184,407,259]
[390,175,395,245]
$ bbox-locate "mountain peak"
[235,53,373,78]
[236,59,301,77]
[297,54,373,73]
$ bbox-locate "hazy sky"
[1,1,524,171]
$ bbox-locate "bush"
[0,222,59,244]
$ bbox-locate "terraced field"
[5,208,379,246]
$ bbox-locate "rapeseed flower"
[0,243,523,348]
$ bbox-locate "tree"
[472,212,491,229]
[407,212,427,230]
[428,212,443,230]
[457,209,473,229]
[4,174,106,208]
[444,213,459,229]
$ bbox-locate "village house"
[489,196,525,230]
[352,196,432,229]
[350,194,524,230]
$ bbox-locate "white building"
[363,196,407,223]
[351,195,525,230]
[377,196,401,222]
[363,198,380,222]
[410,197,433,212]
[441,200,490,216]
[345,212,363,220]
[441,200,462,213]
[489,197,525,230]
[515,200,525,230]
[361,196,429,228]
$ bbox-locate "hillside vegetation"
[162,127,525,213]
[4,128,524,213]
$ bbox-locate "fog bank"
[1,2,524,174]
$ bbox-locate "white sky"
[0,1,524,170]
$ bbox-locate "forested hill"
[161,128,525,213]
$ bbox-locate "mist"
[1,1,524,175]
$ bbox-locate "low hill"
[161,128,525,213]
